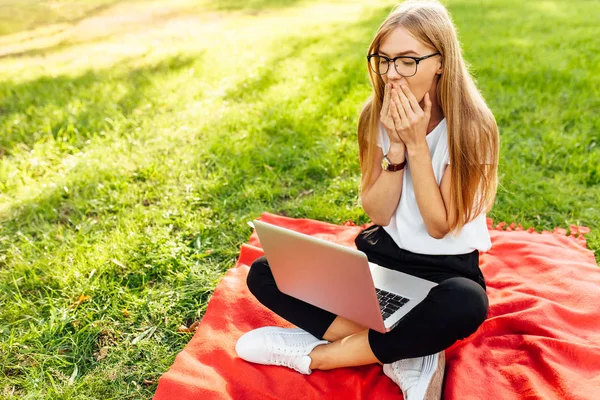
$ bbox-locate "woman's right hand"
[380,83,406,147]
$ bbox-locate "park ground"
[0,0,599,398]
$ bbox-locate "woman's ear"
[436,59,443,75]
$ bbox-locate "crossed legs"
[309,316,383,370]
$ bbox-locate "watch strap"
[383,154,406,171]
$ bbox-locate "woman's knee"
[440,277,489,336]
[246,255,271,296]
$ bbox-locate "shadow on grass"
[3,2,600,394]
[0,3,392,280]
[200,6,389,200]
[0,13,394,392]
[0,53,200,158]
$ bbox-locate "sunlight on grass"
[0,0,598,397]
[0,0,119,36]
[0,0,400,397]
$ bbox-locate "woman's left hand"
[390,83,432,151]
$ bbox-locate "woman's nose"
[386,64,401,80]
[386,66,407,85]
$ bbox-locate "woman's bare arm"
[360,143,406,226]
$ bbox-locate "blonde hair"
[357,0,499,236]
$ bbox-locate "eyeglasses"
[366,52,440,77]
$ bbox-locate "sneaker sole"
[424,351,445,400]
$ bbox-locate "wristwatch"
[381,154,406,171]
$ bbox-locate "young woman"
[236,1,499,399]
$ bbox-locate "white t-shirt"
[376,118,492,255]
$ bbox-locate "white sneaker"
[235,326,330,375]
[382,351,445,400]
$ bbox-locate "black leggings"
[246,224,489,364]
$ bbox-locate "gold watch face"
[381,156,389,170]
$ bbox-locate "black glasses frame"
[366,52,441,77]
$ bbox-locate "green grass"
[0,0,599,398]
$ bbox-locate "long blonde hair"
[358,0,499,236]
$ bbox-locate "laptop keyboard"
[375,288,410,320]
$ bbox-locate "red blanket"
[153,212,600,399]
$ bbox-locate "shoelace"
[391,357,423,389]
[265,334,311,369]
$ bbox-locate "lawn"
[0,0,599,398]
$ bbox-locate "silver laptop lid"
[252,219,389,332]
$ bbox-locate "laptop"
[250,219,438,334]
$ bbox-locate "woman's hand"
[389,83,432,151]
[380,83,405,147]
